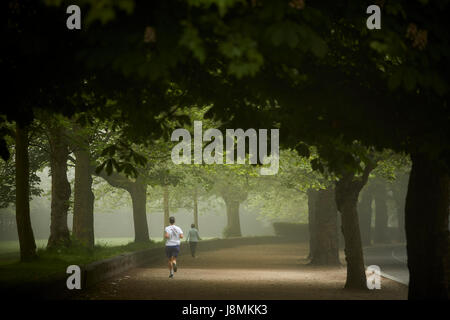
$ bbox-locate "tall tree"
[358,183,373,246]
[95,169,149,243]
[310,186,340,266]
[14,123,36,261]
[373,178,389,244]
[71,123,95,248]
[307,189,318,259]
[390,172,409,242]
[163,184,170,227]
[47,121,71,248]
[193,187,199,230]
[208,164,254,238]
[335,162,374,289]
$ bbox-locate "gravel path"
[75,243,408,300]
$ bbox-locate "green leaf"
[295,143,310,158]
[388,69,403,90]
[105,160,113,176]
[310,37,327,58]
[179,22,206,63]
[403,68,417,92]
[95,161,106,175]
[286,29,299,48]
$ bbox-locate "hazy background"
[0,167,275,246]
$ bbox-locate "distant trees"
[372,179,389,245]
[209,165,252,238]
[357,154,411,246]
[97,170,150,242]
[90,129,152,243]
[247,149,341,266]
[2,0,448,298]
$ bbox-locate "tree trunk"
[310,186,340,265]
[163,185,170,227]
[94,169,150,243]
[335,165,374,290]
[373,180,389,244]
[223,197,242,237]
[193,189,199,230]
[358,184,373,246]
[47,125,71,249]
[405,152,449,299]
[73,145,95,248]
[130,181,149,243]
[15,123,37,261]
[307,189,318,259]
[392,174,408,243]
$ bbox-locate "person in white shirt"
[164,216,183,278]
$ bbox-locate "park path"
[74,242,407,300]
[364,244,409,285]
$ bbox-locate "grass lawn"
[0,238,165,288]
[0,236,215,288]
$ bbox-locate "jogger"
[164,216,183,278]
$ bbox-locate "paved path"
[364,244,409,285]
[74,243,407,300]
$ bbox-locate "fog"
[1,167,274,242]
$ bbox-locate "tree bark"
[392,173,408,242]
[405,152,449,299]
[193,189,199,230]
[307,189,318,259]
[130,179,149,243]
[73,145,95,248]
[358,184,373,246]
[223,197,242,237]
[163,185,170,227]
[335,164,374,289]
[15,123,37,261]
[373,179,389,244]
[310,186,340,265]
[47,125,71,249]
[95,169,150,243]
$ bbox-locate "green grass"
[0,239,48,255]
[0,237,170,256]
[0,238,136,255]
[0,238,165,288]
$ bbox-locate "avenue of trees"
[1,0,449,299]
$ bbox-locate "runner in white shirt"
[164,216,183,278]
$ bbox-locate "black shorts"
[165,245,180,258]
